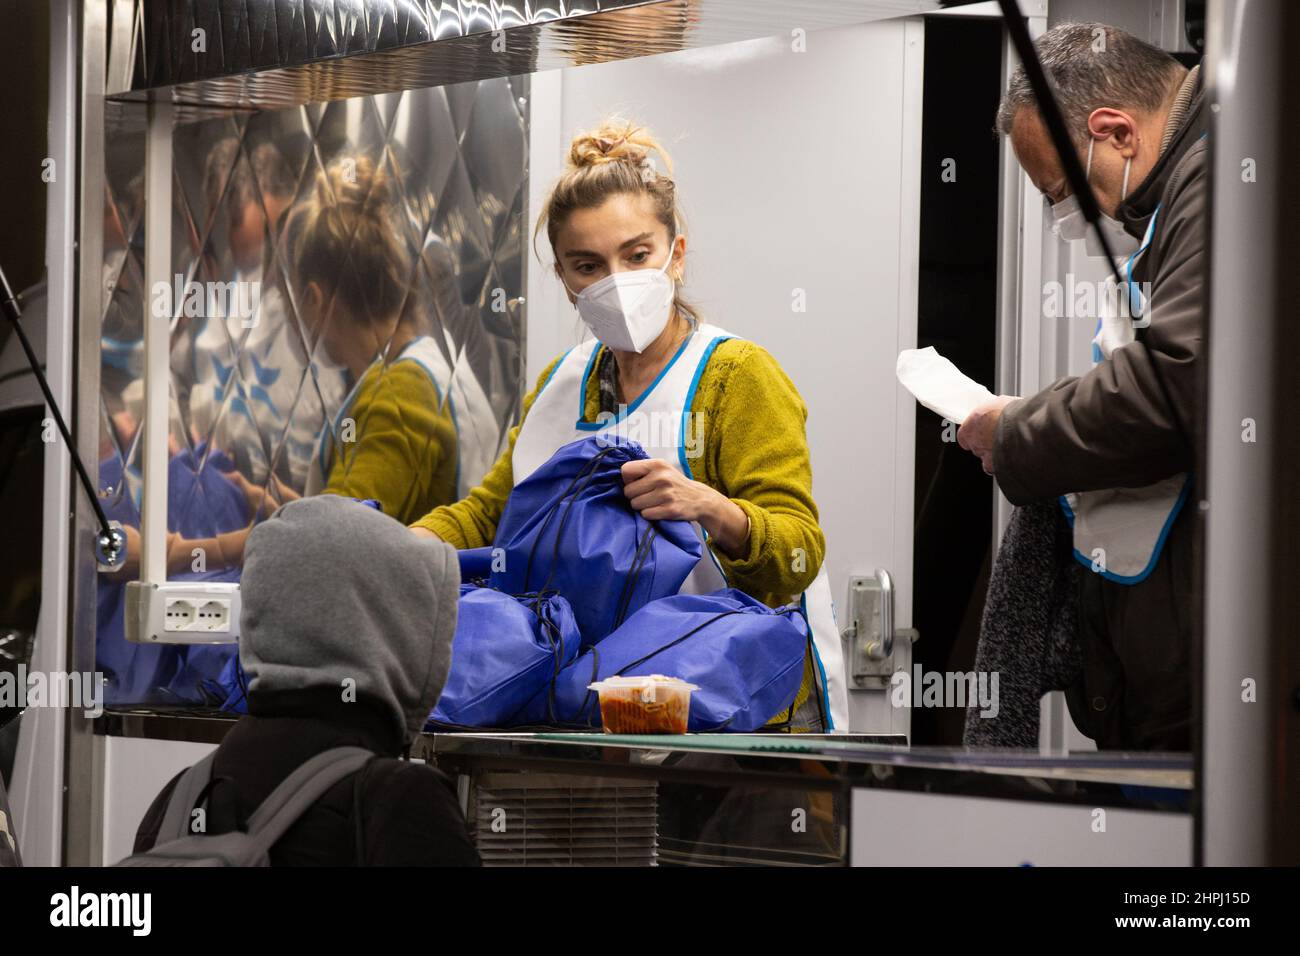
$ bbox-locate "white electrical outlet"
[126,581,241,645]
[164,599,196,630]
[162,597,233,633]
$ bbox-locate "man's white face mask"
[1047,136,1141,259]
[562,236,677,353]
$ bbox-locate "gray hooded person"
[133,494,480,865]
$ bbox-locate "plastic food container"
[588,675,698,735]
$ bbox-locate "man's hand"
[957,396,1018,475]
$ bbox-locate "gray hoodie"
[239,494,460,742]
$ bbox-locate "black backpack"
[115,746,374,867]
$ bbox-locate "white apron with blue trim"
[1061,208,1191,584]
[307,335,503,501]
[511,324,849,731]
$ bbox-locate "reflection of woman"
[113,156,466,578]
[294,157,459,524]
[412,119,845,731]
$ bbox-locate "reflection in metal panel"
[96,77,528,706]
[106,0,938,109]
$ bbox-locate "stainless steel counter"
[94,708,1193,864]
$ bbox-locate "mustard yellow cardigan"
[410,336,827,720]
[323,360,459,526]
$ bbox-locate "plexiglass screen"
[96,77,529,708]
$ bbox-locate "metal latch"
[840,569,919,688]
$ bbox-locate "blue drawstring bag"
[490,435,702,647]
[428,585,582,728]
[516,588,812,732]
[457,546,495,584]
[209,649,250,714]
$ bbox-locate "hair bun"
[317,154,388,208]
[567,118,671,177]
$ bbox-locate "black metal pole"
[996,0,1128,292]
[995,0,1191,462]
[0,263,116,543]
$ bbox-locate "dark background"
[0,3,48,786]
[0,3,49,314]
[910,15,1003,746]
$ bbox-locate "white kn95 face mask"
[562,237,677,353]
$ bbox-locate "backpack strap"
[241,746,374,853]
[351,754,383,864]
[156,751,219,843]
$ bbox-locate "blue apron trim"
[539,346,575,396]
[1123,204,1161,319]
[1058,473,1191,585]
[677,333,734,584]
[318,338,443,485]
[677,334,733,478]
[674,332,831,728]
[574,332,696,431]
[801,591,835,731]
[1066,200,1176,584]
[573,346,602,424]
[318,359,372,483]
[398,342,462,498]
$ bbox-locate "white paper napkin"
[895,346,995,424]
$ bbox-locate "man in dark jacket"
[958,23,1205,751]
[133,495,480,865]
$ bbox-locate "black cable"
[576,647,602,725]
[613,517,658,629]
[0,264,115,539]
[495,587,574,728]
[997,1,1126,289]
[232,657,250,712]
[519,444,619,594]
[616,608,746,674]
[0,364,43,387]
[997,1,1193,460]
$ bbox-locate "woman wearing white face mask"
[411,118,846,732]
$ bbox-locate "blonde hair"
[288,156,410,327]
[535,117,699,326]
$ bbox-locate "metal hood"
[107,0,940,110]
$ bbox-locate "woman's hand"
[224,469,300,519]
[620,458,751,559]
[409,526,443,541]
